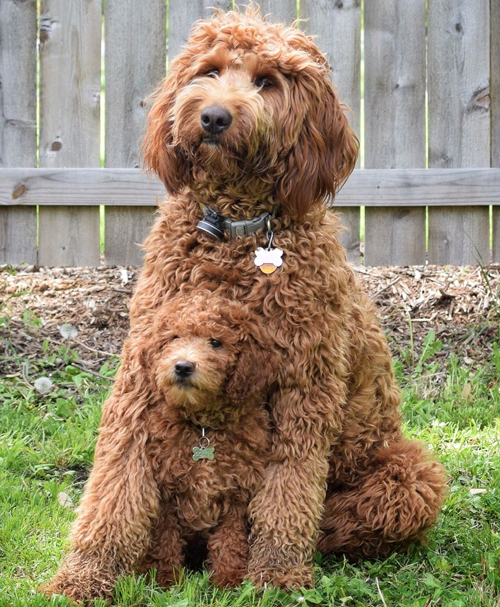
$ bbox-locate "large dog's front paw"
[40,553,119,604]
[41,576,111,605]
[247,565,314,590]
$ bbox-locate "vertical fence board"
[428,0,490,265]
[169,0,230,62]
[39,0,101,266]
[301,0,361,263]
[0,0,37,265]
[301,0,360,137]
[430,205,490,265]
[492,0,500,263]
[105,0,166,266]
[332,209,360,263]
[364,0,426,266]
[256,1,297,22]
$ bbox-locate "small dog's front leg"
[140,500,186,588]
[206,503,250,587]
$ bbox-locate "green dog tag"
[192,446,215,461]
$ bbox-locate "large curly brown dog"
[44,6,447,602]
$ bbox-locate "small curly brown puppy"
[44,6,447,602]
[142,296,275,589]
[43,295,275,601]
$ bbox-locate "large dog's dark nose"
[200,105,232,135]
[175,360,196,379]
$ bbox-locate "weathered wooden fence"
[1,0,499,267]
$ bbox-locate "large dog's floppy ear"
[277,75,359,221]
[226,340,278,404]
[141,64,190,193]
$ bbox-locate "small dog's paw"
[247,566,314,590]
[211,567,246,588]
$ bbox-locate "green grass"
[0,310,499,606]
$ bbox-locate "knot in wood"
[12,183,27,200]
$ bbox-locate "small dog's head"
[152,295,277,412]
[142,6,358,220]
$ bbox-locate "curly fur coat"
[43,7,447,603]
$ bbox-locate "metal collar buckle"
[197,204,271,240]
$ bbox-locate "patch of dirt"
[1,264,499,378]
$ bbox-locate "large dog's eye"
[205,68,219,78]
[254,75,273,90]
[209,338,222,348]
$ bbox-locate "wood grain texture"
[332,208,360,264]
[428,205,490,266]
[494,209,500,264]
[242,0,297,23]
[300,0,360,265]
[301,0,360,138]
[168,0,230,62]
[38,0,101,267]
[427,0,490,265]
[493,0,500,167]
[105,0,166,169]
[0,0,37,264]
[39,206,101,267]
[105,0,166,266]
[364,0,426,266]
[105,206,156,266]
[492,0,500,262]
[1,169,166,206]
[0,206,37,265]
[3,168,500,208]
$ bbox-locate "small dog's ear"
[277,77,359,221]
[141,67,191,193]
[226,341,278,404]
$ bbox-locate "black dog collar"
[197,204,271,240]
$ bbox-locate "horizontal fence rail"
[1,167,499,267]
[2,168,500,208]
[0,0,499,267]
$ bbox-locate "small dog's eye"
[254,76,273,90]
[209,338,222,348]
[172,335,180,341]
[205,69,219,78]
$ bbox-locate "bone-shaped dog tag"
[192,446,215,461]
[192,429,215,461]
[254,247,283,275]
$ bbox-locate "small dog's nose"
[200,105,233,135]
[175,360,196,378]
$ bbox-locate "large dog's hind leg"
[318,439,447,559]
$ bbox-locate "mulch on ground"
[1,264,499,379]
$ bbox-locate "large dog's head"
[142,7,358,220]
[152,295,277,413]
